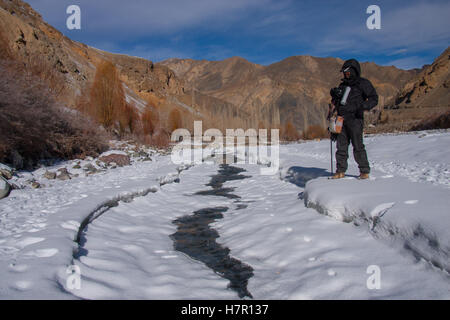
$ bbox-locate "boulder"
[43,171,57,180]
[56,168,71,180]
[57,173,71,181]
[0,176,11,199]
[31,181,41,189]
[0,163,13,180]
[99,153,130,167]
[83,163,98,173]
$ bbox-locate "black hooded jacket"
[336,59,378,120]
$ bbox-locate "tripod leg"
[330,138,333,176]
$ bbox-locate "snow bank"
[99,150,128,157]
[304,175,450,272]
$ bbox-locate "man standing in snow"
[330,59,378,179]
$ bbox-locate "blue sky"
[27,0,450,69]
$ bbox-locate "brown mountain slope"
[375,47,450,132]
[160,55,417,132]
[1,0,438,138]
[392,47,450,109]
[0,0,251,134]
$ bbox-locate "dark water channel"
[170,164,254,299]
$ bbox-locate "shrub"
[118,102,139,135]
[410,110,450,131]
[141,107,159,136]
[151,128,170,149]
[302,125,328,140]
[0,60,108,169]
[89,61,125,129]
[168,109,182,133]
[281,121,301,141]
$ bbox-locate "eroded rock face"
[392,47,450,109]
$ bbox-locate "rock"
[9,182,21,190]
[0,169,12,180]
[56,168,71,180]
[72,164,81,169]
[138,150,149,158]
[31,181,41,189]
[83,163,97,173]
[57,173,71,181]
[95,160,107,168]
[99,153,130,167]
[0,176,11,199]
[0,163,13,180]
[43,171,56,180]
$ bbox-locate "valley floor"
[0,131,449,299]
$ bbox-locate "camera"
[330,87,344,100]
[330,86,351,106]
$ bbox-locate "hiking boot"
[331,172,345,179]
[359,173,370,180]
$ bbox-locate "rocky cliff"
[391,47,450,109]
[375,47,450,132]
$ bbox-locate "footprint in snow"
[9,264,28,273]
[327,269,337,276]
[61,220,80,231]
[14,237,45,249]
[161,255,178,259]
[24,248,58,258]
[13,281,32,291]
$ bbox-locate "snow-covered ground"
[0,130,449,299]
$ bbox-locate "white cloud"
[383,56,431,70]
[315,1,450,55]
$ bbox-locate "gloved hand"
[330,133,338,142]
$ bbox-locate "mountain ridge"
[1,0,448,136]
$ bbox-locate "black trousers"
[335,118,370,174]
